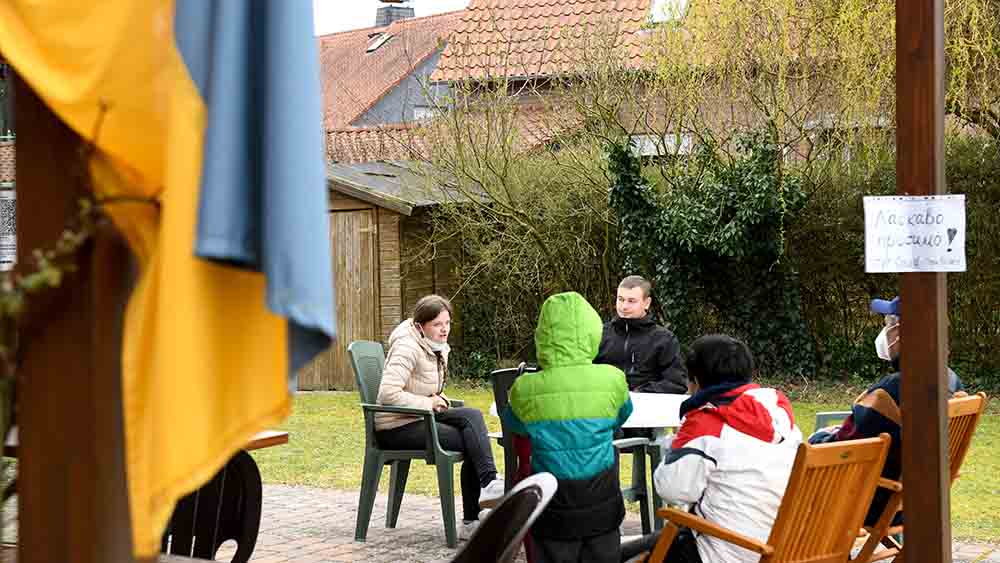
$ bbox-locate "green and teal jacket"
[503,291,633,538]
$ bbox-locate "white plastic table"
[489,392,688,432]
[621,392,688,432]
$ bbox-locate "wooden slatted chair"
[645,434,892,563]
[853,391,988,563]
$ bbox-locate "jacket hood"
[535,292,603,369]
[681,382,798,445]
[389,318,436,356]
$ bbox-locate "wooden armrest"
[361,403,432,416]
[656,507,774,556]
[877,477,903,492]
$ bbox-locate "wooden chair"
[349,340,465,548]
[646,434,892,563]
[853,392,988,563]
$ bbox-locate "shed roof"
[326,160,465,216]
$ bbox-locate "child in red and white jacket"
[645,335,802,563]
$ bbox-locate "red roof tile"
[319,11,463,129]
[431,0,653,82]
[327,103,582,164]
[327,125,431,164]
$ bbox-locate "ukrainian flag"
[0,1,334,557]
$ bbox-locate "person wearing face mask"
[808,295,965,527]
[375,294,505,538]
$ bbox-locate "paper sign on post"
[863,195,966,273]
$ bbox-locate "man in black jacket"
[595,275,688,395]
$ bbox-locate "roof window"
[366,33,394,53]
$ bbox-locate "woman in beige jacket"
[375,294,504,536]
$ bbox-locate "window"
[630,133,693,157]
[804,115,892,162]
[366,33,393,53]
[650,0,690,23]
[412,106,436,121]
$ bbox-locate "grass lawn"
[251,383,1000,543]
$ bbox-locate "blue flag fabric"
[174,0,336,381]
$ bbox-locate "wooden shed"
[298,161,463,390]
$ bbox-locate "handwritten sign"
[864,195,966,273]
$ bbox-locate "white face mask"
[874,324,899,361]
[425,338,450,354]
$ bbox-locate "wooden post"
[14,76,142,562]
[896,2,951,562]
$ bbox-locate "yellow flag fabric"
[0,1,291,557]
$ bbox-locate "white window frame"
[412,106,436,121]
[630,133,694,157]
[366,33,393,53]
[650,0,691,24]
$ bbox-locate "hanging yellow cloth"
[0,1,290,557]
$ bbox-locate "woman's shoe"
[460,508,494,541]
[459,519,480,541]
[478,478,506,508]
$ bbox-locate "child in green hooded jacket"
[504,291,633,563]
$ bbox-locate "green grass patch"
[252,384,999,542]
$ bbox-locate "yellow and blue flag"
[0,0,334,556]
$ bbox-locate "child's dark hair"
[685,334,755,388]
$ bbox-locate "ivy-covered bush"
[448,130,999,389]
[609,127,817,376]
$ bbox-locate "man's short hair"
[618,275,652,299]
[686,334,755,389]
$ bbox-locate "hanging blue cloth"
[174,0,335,387]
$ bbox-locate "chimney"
[376,0,415,27]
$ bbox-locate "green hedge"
[450,135,1000,390]
[789,136,1000,388]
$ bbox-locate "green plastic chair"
[349,340,465,548]
[616,436,660,535]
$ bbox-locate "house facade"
[305,5,463,390]
[311,0,688,389]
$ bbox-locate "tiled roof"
[431,0,653,82]
[327,102,583,164]
[327,124,430,164]
[319,11,463,129]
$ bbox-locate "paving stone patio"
[1,483,996,561]
[212,484,1000,563]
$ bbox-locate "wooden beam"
[895,2,951,563]
[14,76,142,562]
[325,177,414,216]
